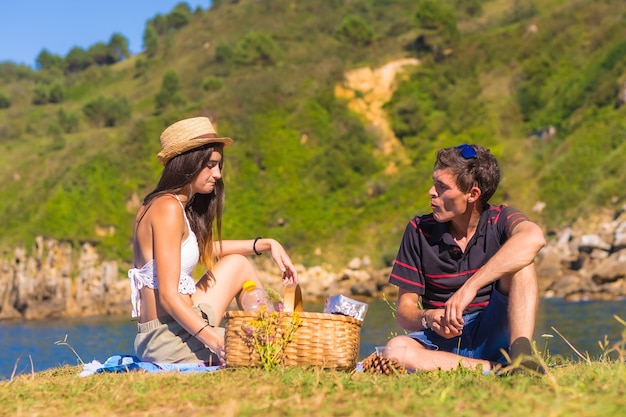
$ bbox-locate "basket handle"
[283,284,304,313]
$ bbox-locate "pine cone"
[361,353,406,375]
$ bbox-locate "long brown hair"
[143,143,225,277]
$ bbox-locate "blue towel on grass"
[79,354,222,377]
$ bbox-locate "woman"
[129,116,298,365]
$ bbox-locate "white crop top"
[128,196,200,318]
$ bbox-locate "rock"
[590,250,626,284]
[579,234,611,252]
[612,222,626,250]
[4,207,626,322]
[348,257,362,270]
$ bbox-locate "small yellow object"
[242,280,256,292]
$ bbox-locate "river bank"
[1,206,626,321]
[2,297,624,381]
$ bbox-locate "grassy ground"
[1,359,624,417]
[2,315,625,416]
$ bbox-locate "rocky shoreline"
[1,210,625,321]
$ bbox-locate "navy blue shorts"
[407,286,510,362]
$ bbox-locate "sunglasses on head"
[456,144,477,159]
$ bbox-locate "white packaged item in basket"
[323,294,368,322]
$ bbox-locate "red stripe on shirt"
[425,268,480,279]
[389,273,425,289]
[427,300,490,308]
[394,259,418,271]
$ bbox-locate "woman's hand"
[203,329,226,366]
[267,239,298,286]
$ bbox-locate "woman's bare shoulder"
[144,194,184,224]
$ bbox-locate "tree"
[35,49,64,71]
[0,62,34,82]
[88,42,115,66]
[149,14,168,36]
[155,70,185,113]
[143,25,159,57]
[108,33,130,61]
[86,34,129,66]
[65,47,92,73]
[167,3,192,30]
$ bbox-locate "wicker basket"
[224,285,362,370]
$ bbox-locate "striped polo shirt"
[389,204,528,314]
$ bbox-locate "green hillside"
[1,0,625,269]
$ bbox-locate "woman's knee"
[213,254,261,287]
[216,254,254,274]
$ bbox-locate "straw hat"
[157,117,233,165]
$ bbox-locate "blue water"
[0,298,623,380]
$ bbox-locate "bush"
[202,76,224,91]
[83,96,132,127]
[48,83,65,104]
[415,0,458,37]
[154,70,185,114]
[57,108,80,133]
[335,15,375,46]
[215,42,234,64]
[32,84,49,105]
[134,58,149,78]
[0,92,10,109]
[234,32,282,66]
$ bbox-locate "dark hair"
[144,143,225,273]
[435,144,500,204]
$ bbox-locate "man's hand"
[428,308,463,339]
[443,284,478,333]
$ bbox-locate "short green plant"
[265,287,284,311]
[54,334,84,365]
[242,307,303,371]
[599,315,626,362]
[540,333,554,361]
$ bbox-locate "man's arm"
[396,288,424,332]
[396,288,462,338]
[443,220,546,330]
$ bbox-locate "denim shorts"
[407,286,510,362]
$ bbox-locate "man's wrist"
[420,310,430,330]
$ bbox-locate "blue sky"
[0,1,208,67]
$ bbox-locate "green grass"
[2,315,625,416]
[1,360,624,416]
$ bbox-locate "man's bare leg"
[386,336,494,372]
[499,264,543,371]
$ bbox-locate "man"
[385,144,546,373]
